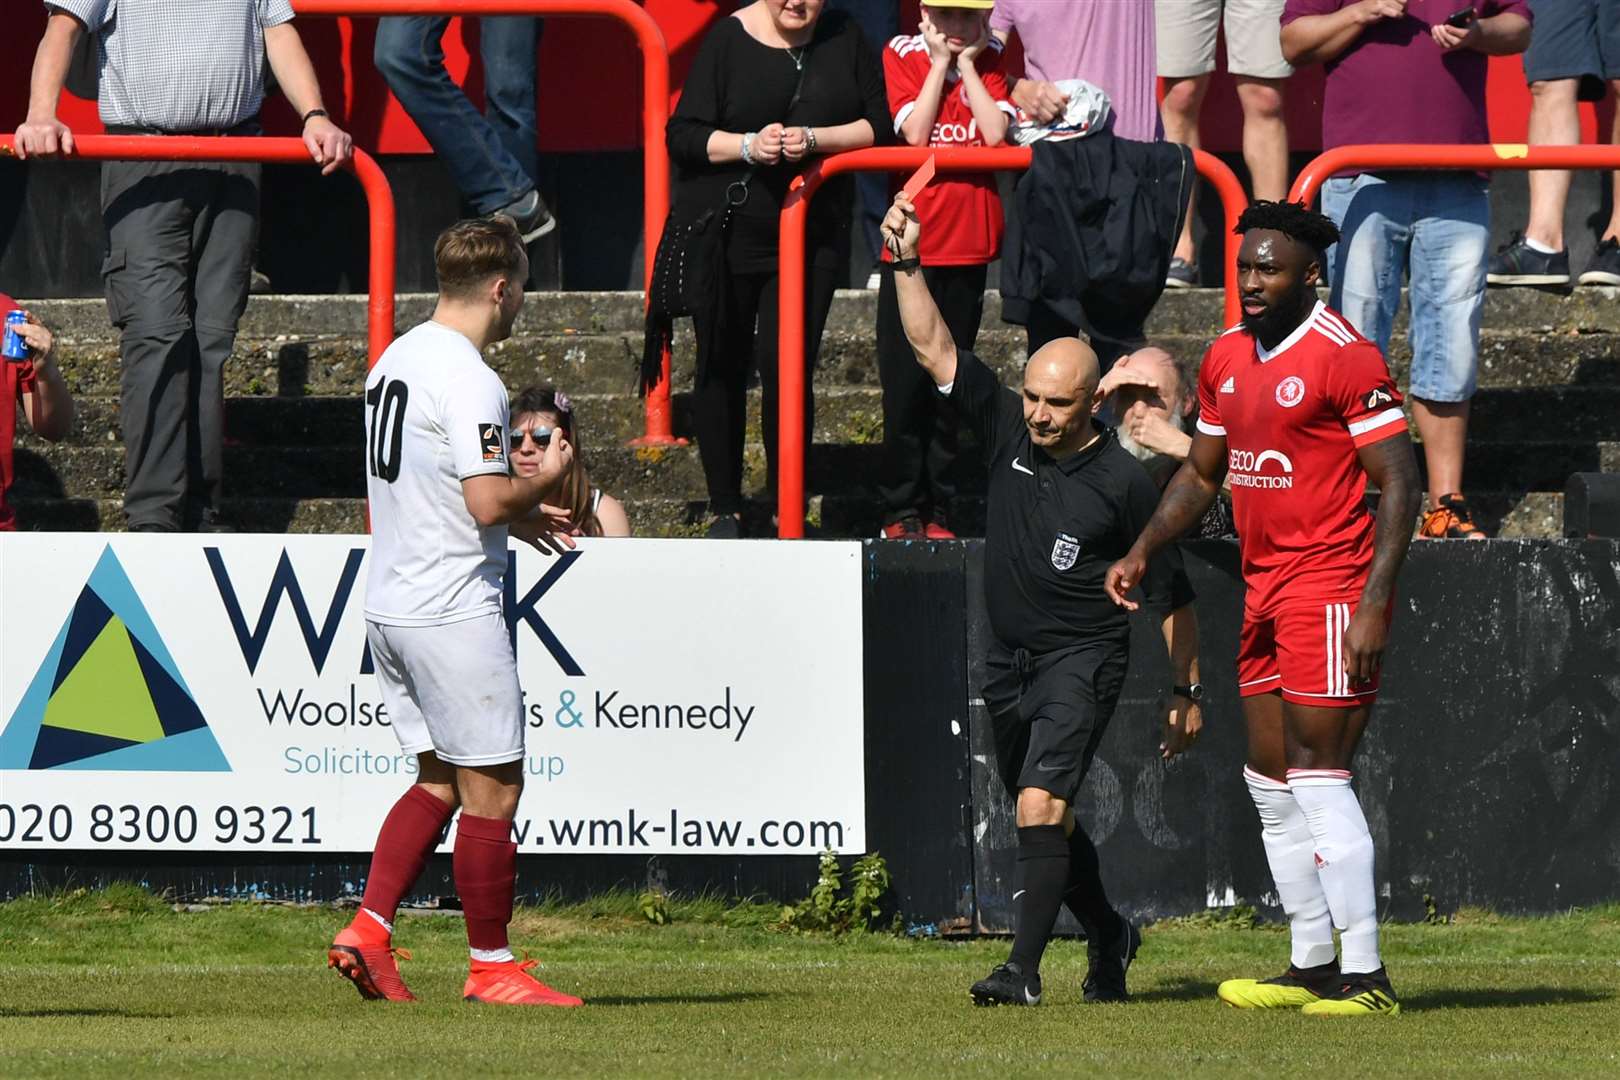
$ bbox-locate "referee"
[883,192,1203,1007]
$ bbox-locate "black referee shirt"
[949,349,1195,656]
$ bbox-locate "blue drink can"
[2,311,28,361]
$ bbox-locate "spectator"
[666,0,889,538]
[15,2,353,533]
[1281,0,1531,540]
[1487,1,1620,286]
[1,299,75,530]
[827,0,902,289]
[1094,346,1235,539]
[508,384,630,537]
[990,0,1161,142]
[375,16,554,243]
[876,0,1014,541]
[1158,1,1293,287]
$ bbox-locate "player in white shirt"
[328,216,584,1008]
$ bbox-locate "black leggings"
[692,263,839,516]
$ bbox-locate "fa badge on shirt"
[479,422,504,463]
[1051,532,1081,571]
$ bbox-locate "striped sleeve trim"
[1196,418,1225,437]
[1347,407,1405,440]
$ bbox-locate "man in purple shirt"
[990,0,1161,143]
[1282,0,1531,544]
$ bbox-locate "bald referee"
[884,192,1203,1007]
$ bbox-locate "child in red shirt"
[877,0,1015,539]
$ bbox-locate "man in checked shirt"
[15,1,353,533]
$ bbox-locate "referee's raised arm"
[882,193,958,388]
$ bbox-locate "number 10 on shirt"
[367,378,409,483]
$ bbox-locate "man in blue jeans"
[1281,0,1530,541]
[376,17,554,241]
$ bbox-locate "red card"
[900,155,937,200]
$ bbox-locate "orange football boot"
[328,923,417,1002]
[463,957,583,1007]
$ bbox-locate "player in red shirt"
[1105,201,1421,1017]
[875,0,1016,540]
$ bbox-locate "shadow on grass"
[0,1006,175,1019]
[1405,987,1613,1011]
[1132,980,1219,1004]
[586,991,771,1007]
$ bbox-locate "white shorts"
[1156,0,1293,80]
[366,611,525,767]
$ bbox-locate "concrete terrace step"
[38,325,1620,401]
[25,286,1620,342]
[18,439,1613,503]
[23,384,1620,452]
[9,490,1567,540]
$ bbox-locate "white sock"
[361,907,393,935]
[1524,236,1560,255]
[470,946,516,964]
[1244,766,1336,970]
[1288,769,1381,974]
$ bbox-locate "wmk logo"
[205,546,584,676]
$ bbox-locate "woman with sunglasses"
[508,385,631,537]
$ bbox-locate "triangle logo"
[0,546,229,772]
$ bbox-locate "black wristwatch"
[1172,682,1204,702]
[301,108,329,124]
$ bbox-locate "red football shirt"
[1196,302,1406,617]
[882,36,1016,266]
[0,291,38,532]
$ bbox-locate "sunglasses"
[509,425,554,448]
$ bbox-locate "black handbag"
[640,186,748,394]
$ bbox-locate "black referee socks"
[1062,822,1121,943]
[1008,824,1071,975]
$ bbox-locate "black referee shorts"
[983,639,1129,804]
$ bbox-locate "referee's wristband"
[301,108,329,125]
[889,256,921,272]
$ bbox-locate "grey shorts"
[1156,0,1293,80]
[1524,0,1620,93]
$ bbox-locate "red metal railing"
[774,145,1248,538]
[1290,142,1620,205]
[293,0,675,440]
[0,134,396,361]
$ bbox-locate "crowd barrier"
[0,134,396,362]
[290,0,678,443]
[774,146,1249,539]
[1290,141,1620,204]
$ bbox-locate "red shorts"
[1238,600,1390,709]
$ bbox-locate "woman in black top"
[667,0,889,537]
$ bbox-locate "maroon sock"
[453,813,517,953]
[359,785,454,925]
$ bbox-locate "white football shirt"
[363,320,512,626]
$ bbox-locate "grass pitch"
[0,887,1616,1078]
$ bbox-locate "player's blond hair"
[434,216,527,299]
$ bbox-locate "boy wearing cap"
[876,0,1016,540]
